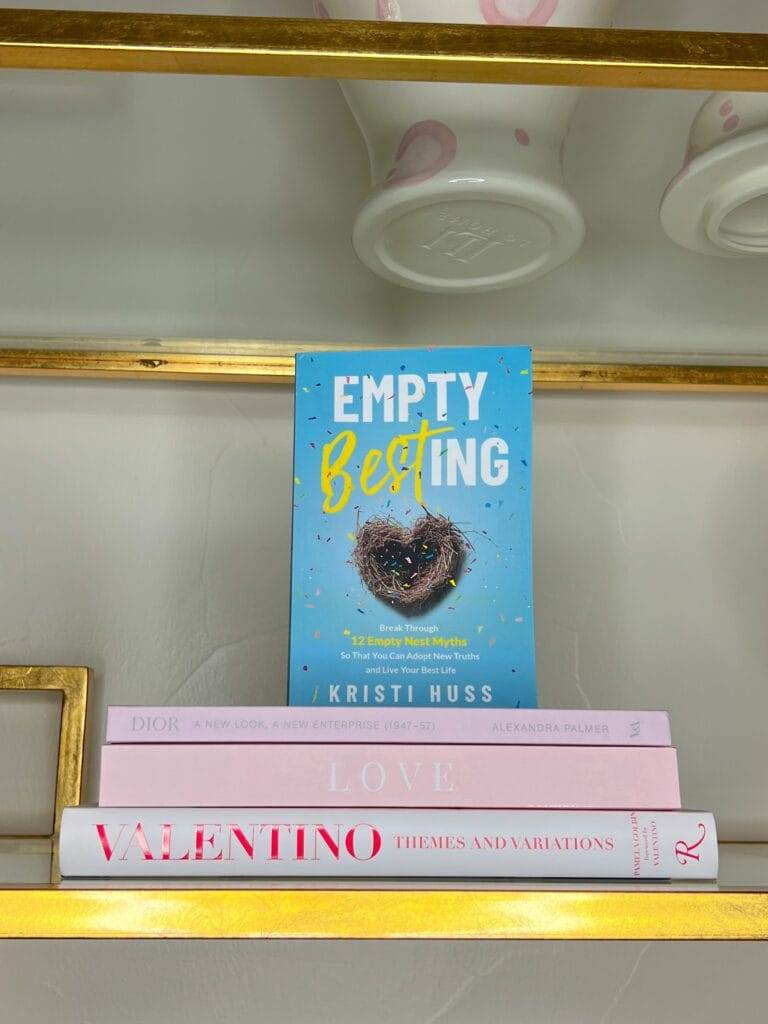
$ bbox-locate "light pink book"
[98,744,681,810]
[105,707,672,746]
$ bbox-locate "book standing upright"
[289,346,536,708]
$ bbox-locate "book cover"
[289,345,535,708]
[98,744,681,810]
[106,707,672,746]
[60,807,718,879]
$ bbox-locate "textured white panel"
[0,381,765,837]
[0,939,766,1024]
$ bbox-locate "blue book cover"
[288,346,536,708]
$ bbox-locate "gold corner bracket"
[0,10,768,91]
[0,666,89,842]
[2,345,768,393]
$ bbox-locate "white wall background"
[1,940,767,1024]
[1,0,767,1021]
[1,382,767,839]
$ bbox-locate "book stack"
[56,347,719,882]
[60,706,718,879]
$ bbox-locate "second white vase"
[315,0,617,292]
[661,92,768,257]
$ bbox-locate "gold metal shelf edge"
[2,348,768,392]
[1,11,768,90]
[1,888,766,940]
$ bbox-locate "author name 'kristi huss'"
[289,347,536,708]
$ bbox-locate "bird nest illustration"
[353,512,468,616]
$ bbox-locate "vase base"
[352,179,585,293]
[661,128,768,257]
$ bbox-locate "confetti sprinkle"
[294,476,301,485]
[343,629,351,636]
[347,532,356,542]
[488,636,497,647]
[302,665,308,672]
[515,616,524,623]
[520,368,529,376]
[313,630,321,639]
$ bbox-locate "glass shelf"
[1,840,766,940]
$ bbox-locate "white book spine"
[60,808,718,880]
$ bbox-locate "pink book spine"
[105,707,672,746]
[98,744,681,810]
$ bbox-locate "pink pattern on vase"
[377,0,402,18]
[384,121,458,188]
[515,128,531,146]
[479,0,559,26]
[666,144,701,192]
[715,97,740,134]
[314,1,331,18]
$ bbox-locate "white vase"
[314,0,617,292]
[661,92,768,257]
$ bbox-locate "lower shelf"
[0,841,766,940]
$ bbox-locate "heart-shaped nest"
[353,513,467,615]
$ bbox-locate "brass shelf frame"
[1,885,767,941]
[0,12,765,943]
[2,344,768,392]
[1,10,768,91]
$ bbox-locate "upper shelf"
[1,10,768,90]
[2,7,768,355]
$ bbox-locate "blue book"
[288,346,536,708]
